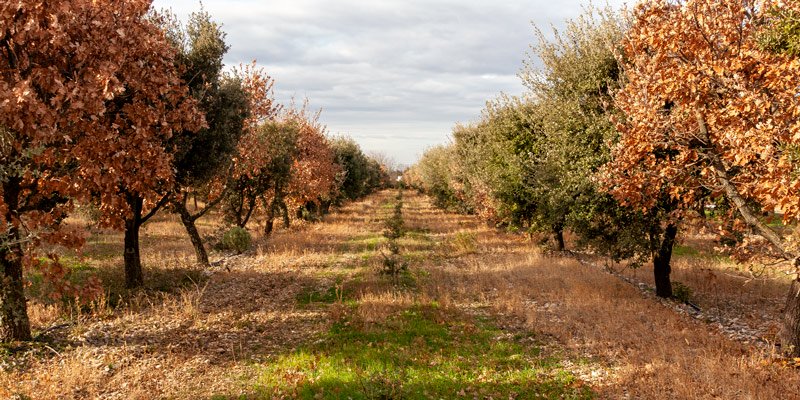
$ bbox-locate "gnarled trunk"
[653,223,678,298]
[176,201,209,267]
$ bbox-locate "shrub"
[220,226,252,254]
[451,231,477,254]
[672,281,693,303]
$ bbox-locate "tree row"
[0,1,389,342]
[406,0,800,356]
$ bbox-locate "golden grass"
[411,195,800,399]
[3,190,798,399]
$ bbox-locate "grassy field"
[1,190,798,399]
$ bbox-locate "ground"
[1,190,798,399]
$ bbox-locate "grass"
[4,190,800,399]
[296,280,352,306]
[672,244,700,257]
[253,305,591,399]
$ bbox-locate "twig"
[43,344,62,357]
[34,322,73,340]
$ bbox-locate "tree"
[602,0,800,355]
[449,99,533,226]
[284,107,340,223]
[407,145,464,211]
[0,0,201,341]
[518,9,627,253]
[225,119,297,230]
[329,137,386,204]
[159,9,252,266]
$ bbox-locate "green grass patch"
[346,234,386,252]
[672,245,700,257]
[253,305,593,399]
[296,281,353,306]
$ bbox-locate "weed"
[672,281,693,303]
[450,231,477,254]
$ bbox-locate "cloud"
[152,0,629,164]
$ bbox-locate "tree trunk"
[176,201,209,267]
[124,196,144,289]
[0,246,31,342]
[264,199,275,236]
[696,110,800,354]
[239,196,256,228]
[653,223,678,298]
[281,201,290,229]
[321,200,331,215]
[553,224,565,252]
[0,178,32,341]
[781,277,800,356]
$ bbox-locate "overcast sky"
[152,0,628,166]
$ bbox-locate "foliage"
[602,0,800,258]
[225,117,298,228]
[758,7,800,57]
[405,145,465,212]
[329,137,389,204]
[220,226,252,254]
[284,104,341,216]
[0,0,202,340]
[380,191,407,278]
[603,0,800,351]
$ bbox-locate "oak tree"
[0,0,201,340]
[603,0,800,354]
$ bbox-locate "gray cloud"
[153,0,628,165]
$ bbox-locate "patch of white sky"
[152,0,630,166]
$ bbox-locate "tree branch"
[140,194,170,224]
[695,109,794,260]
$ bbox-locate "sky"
[152,0,629,166]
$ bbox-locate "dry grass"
[2,190,798,399]
[0,193,398,399]
[410,195,800,399]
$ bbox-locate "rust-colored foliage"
[603,0,800,226]
[285,105,340,210]
[230,63,280,185]
[0,0,202,340]
[602,0,800,354]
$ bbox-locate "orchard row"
[0,2,390,341]
[406,0,800,356]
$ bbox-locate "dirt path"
[2,190,798,399]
